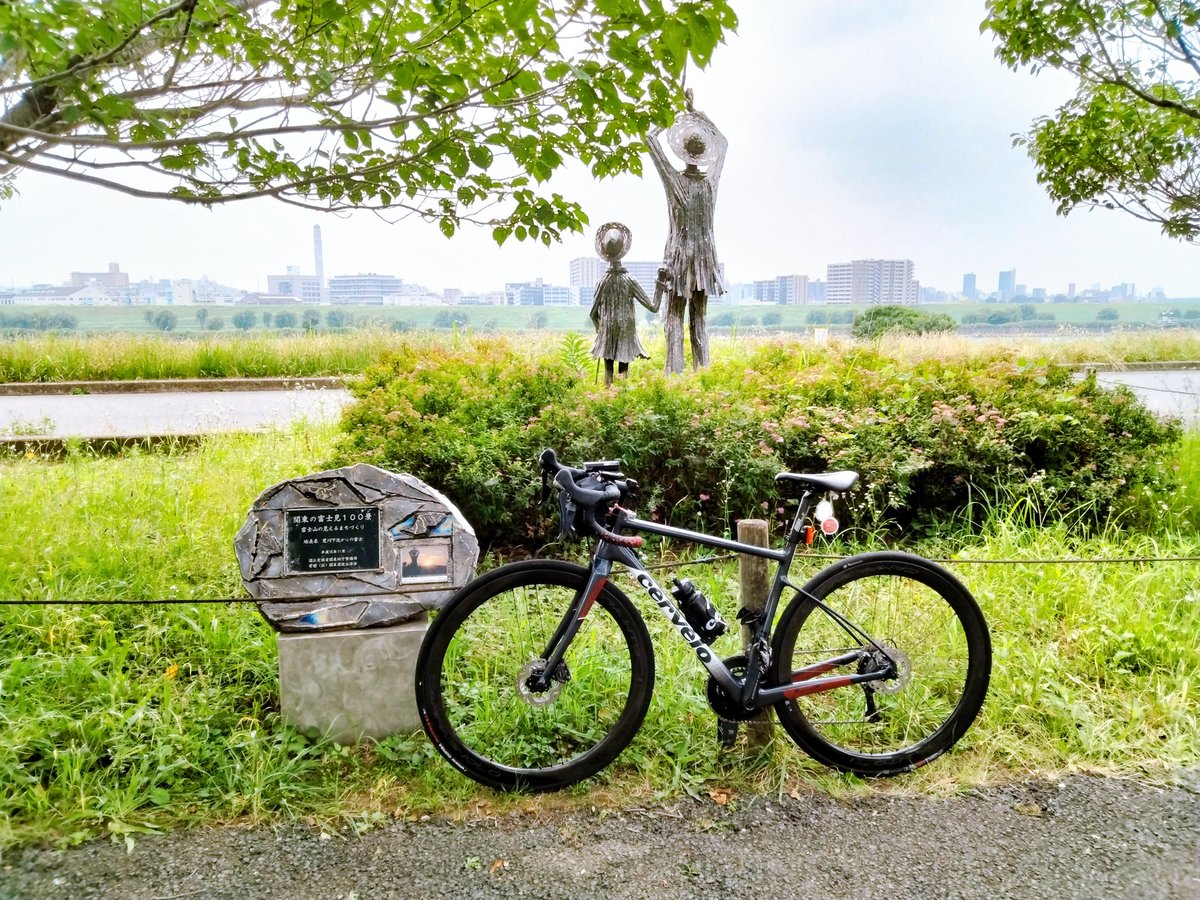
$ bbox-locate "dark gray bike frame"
[534,495,893,712]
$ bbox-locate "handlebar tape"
[582,507,644,549]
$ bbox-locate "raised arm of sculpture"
[645,126,678,188]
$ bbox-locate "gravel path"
[3,773,1197,900]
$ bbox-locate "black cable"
[4,553,1200,605]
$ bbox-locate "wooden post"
[737,518,772,749]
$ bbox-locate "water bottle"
[671,578,727,645]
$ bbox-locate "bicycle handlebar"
[540,449,620,507]
[539,449,643,549]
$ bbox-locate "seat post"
[786,490,816,547]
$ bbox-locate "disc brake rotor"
[517,658,564,707]
[867,645,912,695]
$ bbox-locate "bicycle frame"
[532,493,895,714]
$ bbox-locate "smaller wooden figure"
[589,222,662,386]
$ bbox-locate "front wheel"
[415,560,654,792]
[772,552,991,776]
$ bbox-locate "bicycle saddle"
[775,470,859,494]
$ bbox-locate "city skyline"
[1,2,1198,297]
[2,252,1167,307]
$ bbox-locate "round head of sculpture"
[595,222,632,262]
[667,111,721,168]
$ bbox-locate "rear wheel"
[415,560,654,792]
[772,552,990,775]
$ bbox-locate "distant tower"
[313,225,328,305]
[998,268,1017,302]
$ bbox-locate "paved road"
[0,369,1195,438]
[1090,369,1200,425]
[4,773,1197,899]
[0,387,352,437]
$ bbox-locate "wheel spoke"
[419,562,653,790]
[773,556,990,774]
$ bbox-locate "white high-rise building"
[826,259,916,305]
[328,273,404,305]
[268,266,322,304]
[569,257,662,305]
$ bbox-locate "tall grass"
[0,333,412,382]
[0,426,343,847]
[0,426,1197,846]
[4,330,1200,383]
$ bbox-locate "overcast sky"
[1,0,1197,297]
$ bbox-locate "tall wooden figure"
[647,92,727,374]
[589,222,661,386]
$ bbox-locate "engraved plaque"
[235,464,480,632]
[285,506,381,574]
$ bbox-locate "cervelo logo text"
[636,572,712,663]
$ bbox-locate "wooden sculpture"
[589,222,662,386]
[647,91,727,373]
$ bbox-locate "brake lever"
[557,490,575,541]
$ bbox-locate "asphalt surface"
[0,386,351,437]
[3,772,1198,899]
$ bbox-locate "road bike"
[415,450,992,791]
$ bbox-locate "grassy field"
[5,328,1200,383]
[0,423,1196,847]
[7,299,1200,337]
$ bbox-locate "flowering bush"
[331,338,1181,548]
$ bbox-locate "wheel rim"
[436,579,638,774]
[782,572,974,759]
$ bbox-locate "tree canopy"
[0,0,736,243]
[983,1,1200,243]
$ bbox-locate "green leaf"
[468,144,493,169]
[661,19,689,72]
[504,0,538,29]
[447,146,470,177]
[439,216,456,238]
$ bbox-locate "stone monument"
[235,463,478,741]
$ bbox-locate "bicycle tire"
[771,552,991,776]
[415,559,654,792]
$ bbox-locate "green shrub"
[0,311,79,331]
[853,305,956,339]
[231,311,257,331]
[331,339,1181,548]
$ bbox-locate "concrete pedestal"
[278,618,428,743]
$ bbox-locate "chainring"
[705,654,760,722]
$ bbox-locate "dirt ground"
[3,772,1197,900]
